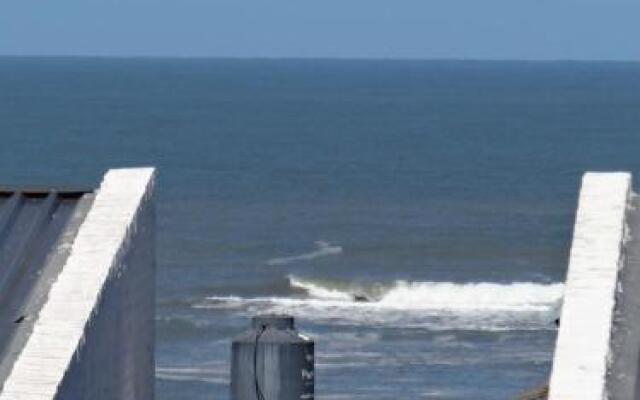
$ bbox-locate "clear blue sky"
[2,0,639,60]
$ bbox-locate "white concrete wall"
[0,168,155,400]
[548,172,631,400]
[54,171,155,400]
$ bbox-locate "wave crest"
[289,275,564,312]
[200,276,564,331]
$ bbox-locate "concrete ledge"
[548,172,631,400]
[0,168,155,400]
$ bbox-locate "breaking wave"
[289,275,563,312]
[267,241,343,266]
[199,276,564,331]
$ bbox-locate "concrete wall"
[54,176,155,400]
[606,193,640,399]
[0,168,155,400]
[548,172,632,400]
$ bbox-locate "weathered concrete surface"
[606,193,640,399]
[0,168,155,400]
[548,172,631,400]
[54,170,155,400]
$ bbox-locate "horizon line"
[1,54,640,64]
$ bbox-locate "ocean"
[2,57,640,399]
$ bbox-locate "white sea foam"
[289,275,564,312]
[267,241,343,266]
[200,276,564,331]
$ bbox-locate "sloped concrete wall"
[0,168,155,400]
[54,182,155,400]
[548,172,631,400]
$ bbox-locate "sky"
[1,0,639,60]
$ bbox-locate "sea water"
[2,57,640,399]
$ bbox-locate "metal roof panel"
[0,189,94,385]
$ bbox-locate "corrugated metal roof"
[0,188,94,383]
